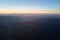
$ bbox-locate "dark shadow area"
[0,14,60,40]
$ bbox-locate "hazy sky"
[0,0,60,13]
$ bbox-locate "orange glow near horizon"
[0,9,60,14]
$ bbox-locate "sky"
[0,0,60,14]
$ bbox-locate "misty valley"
[0,14,60,40]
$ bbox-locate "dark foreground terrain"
[0,14,60,40]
